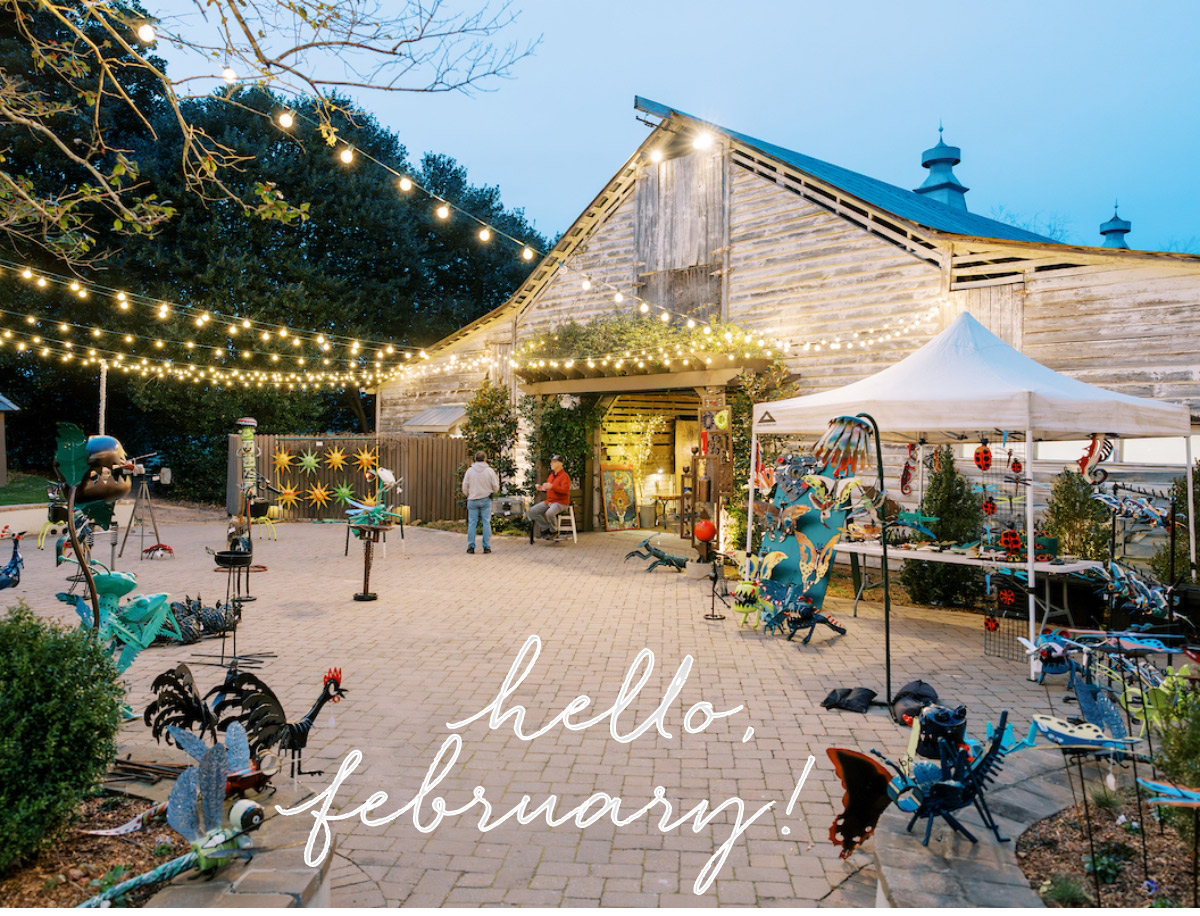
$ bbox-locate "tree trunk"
[344,389,371,433]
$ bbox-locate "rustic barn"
[374,97,1200,530]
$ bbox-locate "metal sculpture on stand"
[56,567,172,674]
[53,423,134,630]
[118,454,173,559]
[346,467,403,599]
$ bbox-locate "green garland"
[515,315,778,366]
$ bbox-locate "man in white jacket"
[461,451,500,554]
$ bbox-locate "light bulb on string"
[222,66,237,84]
[479,228,491,242]
[339,147,355,164]
[638,302,649,314]
[521,247,534,261]
[581,278,591,291]
[398,176,413,192]
[436,203,450,220]
[136,22,156,42]
[277,111,295,129]
[614,292,624,304]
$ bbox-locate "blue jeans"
[467,498,493,549]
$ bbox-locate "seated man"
[529,454,571,540]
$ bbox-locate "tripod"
[119,475,173,559]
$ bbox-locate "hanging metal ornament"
[974,442,993,472]
[982,497,997,516]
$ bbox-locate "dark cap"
[550,454,564,463]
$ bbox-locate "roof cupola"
[1100,202,1131,249]
[913,124,969,212]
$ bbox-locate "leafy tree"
[461,378,517,489]
[1150,460,1200,585]
[1042,470,1112,560]
[899,444,986,606]
[725,362,798,552]
[0,86,547,500]
[518,394,602,496]
[0,0,536,265]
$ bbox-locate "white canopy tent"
[749,312,1196,680]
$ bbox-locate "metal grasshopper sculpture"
[624,537,690,573]
[57,567,172,674]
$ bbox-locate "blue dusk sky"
[156,0,1200,252]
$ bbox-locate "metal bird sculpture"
[0,529,24,590]
[145,663,223,744]
[210,667,347,777]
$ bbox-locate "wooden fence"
[227,433,468,523]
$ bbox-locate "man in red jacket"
[529,454,571,540]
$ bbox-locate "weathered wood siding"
[515,192,639,338]
[725,164,945,391]
[376,322,514,435]
[1021,261,1200,410]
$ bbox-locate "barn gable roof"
[634,97,1057,245]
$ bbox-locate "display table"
[835,540,1101,626]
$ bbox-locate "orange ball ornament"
[694,519,716,543]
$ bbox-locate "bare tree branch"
[0,0,539,266]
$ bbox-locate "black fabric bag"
[890,679,939,722]
[821,687,878,714]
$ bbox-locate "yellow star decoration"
[353,446,378,474]
[325,445,348,472]
[306,482,332,508]
[278,482,301,509]
[272,448,293,474]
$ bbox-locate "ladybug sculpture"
[1010,458,1023,475]
[974,444,993,472]
[999,528,1023,554]
[982,497,997,516]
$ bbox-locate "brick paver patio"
[12,514,1059,907]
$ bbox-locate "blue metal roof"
[634,97,1058,245]
[0,394,17,411]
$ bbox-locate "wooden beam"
[521,364,766,395]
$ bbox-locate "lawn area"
[0,472,49,507]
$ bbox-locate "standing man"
[529,454,571,541]
[462,450,500,554]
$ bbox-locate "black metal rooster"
[144,663,223,744]
[209,668,347,777]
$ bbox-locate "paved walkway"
[11,518,1062,907]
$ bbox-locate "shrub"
[1151,683,1200,842]
[460,379,518,491]
[517,394,603,495]
[1042,470,1112,560]
[0,603,123,873]
[899,445,986,606]
[1149,461,1200,584]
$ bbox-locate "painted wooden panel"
[635,149,725,273]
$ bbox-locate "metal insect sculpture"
[0,529,24,590]
[974,441,992,472]
[346,467,405,529]
[78,741,265,907]
[801,475,864,525]
[624,536,690,573]
[211,667,348,778]
[1072,433,1116,484]
[57,567,172,674]
[85,721,272,838]
[827,710,1012,856]
[757,579,846,644]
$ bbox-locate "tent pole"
[1026,428,1037,681]
[857,413,893,709]
[1187,433,1197,583]
[745,427,757,558]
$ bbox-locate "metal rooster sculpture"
[210,667,348,777]
[145,663,223,744]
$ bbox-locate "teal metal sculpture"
[57,566,171,674]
